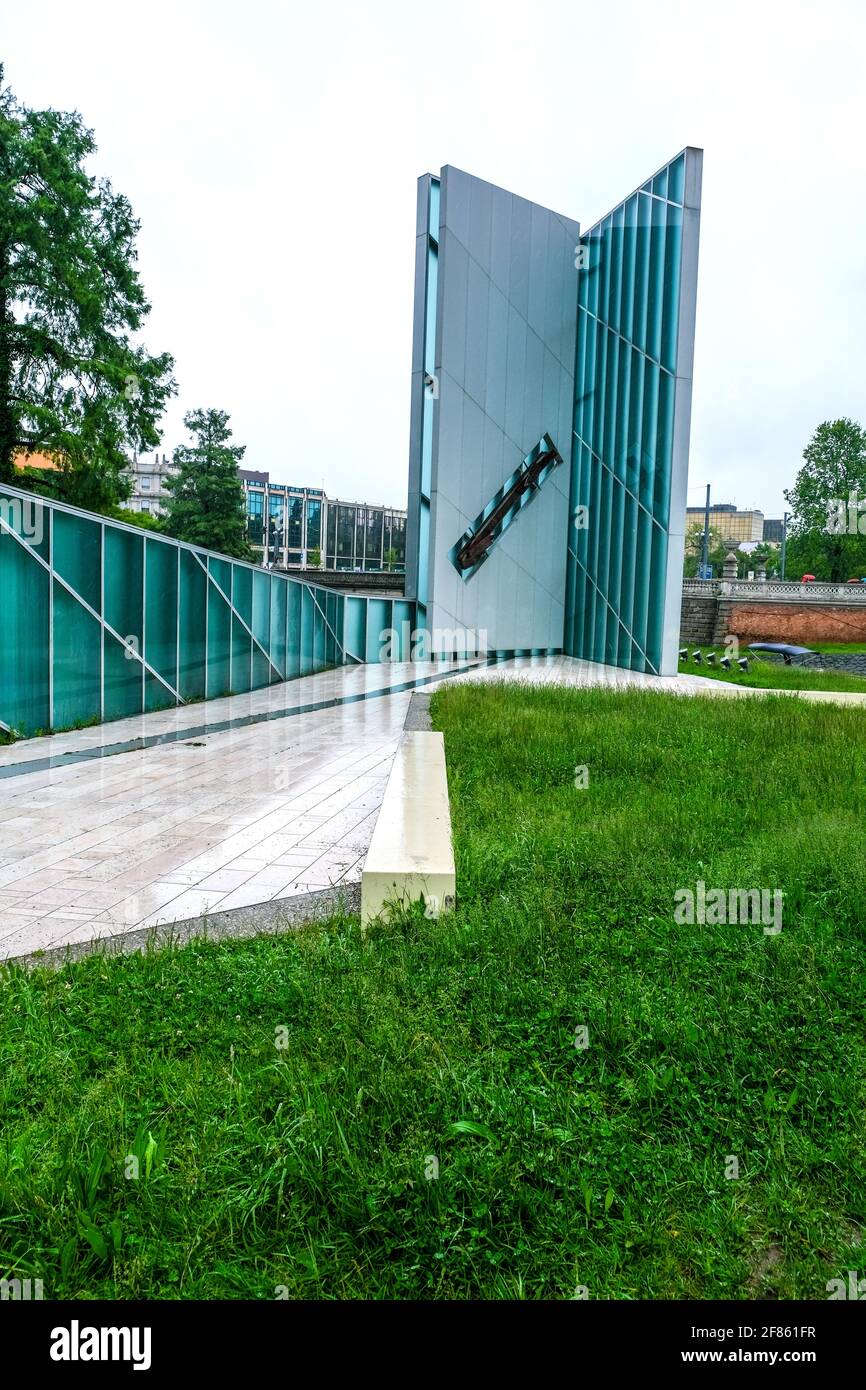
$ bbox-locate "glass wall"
[0,484,415,738]
[564,148,697,674]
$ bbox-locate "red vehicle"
[801,574,816,582]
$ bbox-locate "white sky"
[4,0,865,515]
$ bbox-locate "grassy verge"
[685,653,866,693]
[1,684,864,1299]
[808,642,866,654]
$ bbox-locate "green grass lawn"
[686,652,866,694]
[808,641,866,654]
[1,684,864,1299]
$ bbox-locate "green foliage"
[1,687,864,1298]
[784,419,866,581]
[307,546,321,568]
[161,409,252,560]
[688,650,866,693]
[0,67,176,510]
[110,506,163,533]
[681,523,754,578]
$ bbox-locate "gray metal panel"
[418,165,580,652]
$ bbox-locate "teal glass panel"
[429,177,440,240]
[206,580,232,698]
[654,371,675,524]
[0,530,50,733]
[640,359,659,511]
[620,196,638,339]
[144,538,178,699]
[608,478,625,615]
[344,595,366,662]
[599,216,612,326]
[325,591,339,664]
[393,601,415,659]
[619,492,638,636]
[232,565,252,626]
[53,509,101,612]
[591,327,608,458]
[608,205,624,332]
[647,197,667,363]
[208,555,232,601]
[596,466,612,601]
[565,154,695,675]
[299,587,314,675]
[614,339,631,480]
[631,508,653,658]
[252,570,270,649]
[231,612,252,693]
[576,443,592,568]
[645,520,668,662]
[269,577,287,679]
[661,204,683,373]
[312,589,326,667]
[366,599,391,663]
[632,194,652,351]
[252,646,271,690]
[424,243,438,375]
[53,581,101,729]
[104,527,143,645]
[287,583,302,678]
[104,629,143,721]
[603,332,619,466]
[179,549,207,700]
[626,346,645,495]
[667,153,685,205]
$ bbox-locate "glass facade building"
[407,151,702,674]
[0,484,415,738]
[241,477,406,573]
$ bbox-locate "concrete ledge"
[361,731,456,927]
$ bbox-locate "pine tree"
[162,409,252,560]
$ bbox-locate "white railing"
[721,580,866,602]
[683,579,866,603]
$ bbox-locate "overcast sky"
[4,0,865,516]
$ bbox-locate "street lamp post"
[780,511,791,581]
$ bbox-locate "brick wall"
[724,603,866,644]
[680,589,866,646]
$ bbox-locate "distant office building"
[762,517,784,544]
[240,472,406,571]
[684,502,764,544]
[127,452,174,516]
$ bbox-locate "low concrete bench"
[361,731,456,928]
